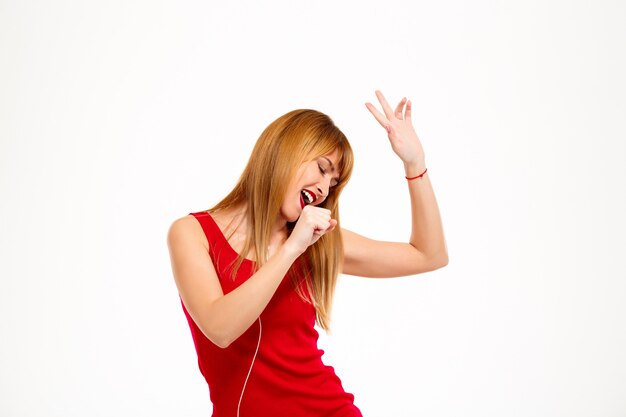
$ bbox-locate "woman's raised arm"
[341,91,448,278]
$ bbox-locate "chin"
[280,207,300,223]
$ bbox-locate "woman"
[167,90,448,417]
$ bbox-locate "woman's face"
[280,148,342,222]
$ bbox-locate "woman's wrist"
[403,159,427,178]
[279,240,305,261]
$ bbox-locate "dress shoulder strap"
[188,211,229,261]
[188,210,255,290]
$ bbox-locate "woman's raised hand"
[365,90,425,168]
[285,205,337,255]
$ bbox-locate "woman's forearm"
[404,161,448,264]
[203,245,301,348]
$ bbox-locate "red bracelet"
[405,168,428,180]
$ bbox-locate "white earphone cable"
[237,316,262,417]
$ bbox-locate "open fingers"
[405,99,412,121]
[365,102,389,129]
[394,97,407,120]
[375,90,394,119]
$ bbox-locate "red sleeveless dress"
[180,211,363,417]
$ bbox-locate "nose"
[316,178,331,200]
[314,167,335,202]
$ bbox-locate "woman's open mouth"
[300,189,315,208]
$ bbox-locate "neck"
[228,202,289,240]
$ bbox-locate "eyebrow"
[321,156,341,181]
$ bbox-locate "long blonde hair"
[208,109,354,330]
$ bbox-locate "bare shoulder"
[167,213,209,251]
[166,213,225,324]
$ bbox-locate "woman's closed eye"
[318,164,339,188]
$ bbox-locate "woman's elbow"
[423,252,448,272]
[433,253,449,269]
[214,338,232,349]
[198,321,234,349]
[207,330,234,349]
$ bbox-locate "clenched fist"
[285,205,337,255]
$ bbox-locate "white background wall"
[1,1,625,416]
